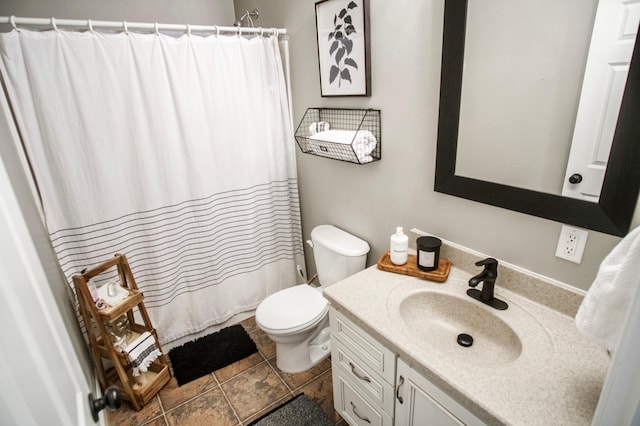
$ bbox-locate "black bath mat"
[168,324,257,386]
[248,393,333,426]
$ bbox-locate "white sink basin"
[398,290,522,366]
[387,280,553,369]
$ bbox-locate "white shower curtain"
[0,28,303,344]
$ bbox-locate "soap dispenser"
[390,227,408,265]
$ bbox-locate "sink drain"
[457,333,473,347]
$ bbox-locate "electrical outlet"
[555,225,588,264]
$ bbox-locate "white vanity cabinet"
[329,307,486,426]
[395,359,485,426]
[329,307,396,425]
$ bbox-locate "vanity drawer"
[329,307,396,384]
[333,369,393,426]
[332,342,395,416]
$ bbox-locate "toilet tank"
[311,225,370,286]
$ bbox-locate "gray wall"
[234,0,628,291]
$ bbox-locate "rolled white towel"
[352,130,376,163]
[309,129,377,163]
[308,121,330,136]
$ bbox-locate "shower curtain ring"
[51,17,58,31]
[154,22,159,34]
[272,28,278,38]
[214,25,219,37]
[237,26,242,38]
[186,24,191,37]
[9,15,16,30]
[87,19,94,33]
[123,21,128,34]
[259,28,264,37]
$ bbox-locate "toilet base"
[273,320,331,374]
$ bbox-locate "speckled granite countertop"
[323,246,610,426]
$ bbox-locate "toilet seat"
[256,284,328,335]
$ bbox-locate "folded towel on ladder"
[309,129,377,163]
[125,331,161,376]
[575,225,640,352]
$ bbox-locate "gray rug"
[248,393,333,426]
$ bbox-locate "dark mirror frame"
[435,0,640,237]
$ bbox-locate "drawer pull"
[349,362,371,383]
[350,401,372,423]
[396,375,404,404]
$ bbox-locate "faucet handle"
[475,257,498,268]
[468,257,507,310]
[475,258,498,276]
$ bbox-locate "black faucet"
[467,258,508,310]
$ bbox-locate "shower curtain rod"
[0,15,286,36]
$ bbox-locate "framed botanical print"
[315,0,371,97]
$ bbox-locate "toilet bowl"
[255,225,370,373]
[256,284,331,373]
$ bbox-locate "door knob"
[568,173,583,184]
[88,386,121,422]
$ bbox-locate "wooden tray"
[377,251,451,282]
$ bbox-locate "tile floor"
[107,316,345,425]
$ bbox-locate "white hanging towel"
[125,332,161,376]
[575,226,640,351]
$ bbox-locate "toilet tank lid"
[311,225,370,257]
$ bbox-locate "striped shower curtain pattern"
[0,28,303,343]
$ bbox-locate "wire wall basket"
[294,108,381,165]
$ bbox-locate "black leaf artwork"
[330,40,339,55]
[336,47,346,64]
[340,68,352,83]
[344,57,358,69]
[330,65,340,83]
[326,1,359,88]
[343,38,353,54]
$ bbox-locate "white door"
[0,148,98,426]
[562,0,639,200]
[0,91,98,425]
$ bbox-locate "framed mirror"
[435,0,640,237]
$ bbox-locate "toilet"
[255,224,370,373]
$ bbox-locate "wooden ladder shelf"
[73,254,171,410]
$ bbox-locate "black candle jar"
[417,236,442,272]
